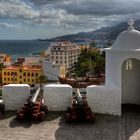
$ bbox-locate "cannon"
[66,89,95,122]
[17,88,48,121]
[0,97,5,116]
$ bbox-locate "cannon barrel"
[29,88,40,105]
[75,88,83,105]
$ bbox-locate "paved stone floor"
[0,105,140,140]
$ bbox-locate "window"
[35,73,38,76]
[11,72,17,76]
[20,76,22,79]
[19,69,22,72]
[4,72,6,75]
[28,73,30,76]
[23,72,26,76]
[8,78,10,81]
[4,78,6,81]
[7,72,10,76]
[11,78,13,81]
[32,73,34,77]
[24,79,26,82]
[32,79,34,82]
[28,79,30,82]
[56,61,58,63]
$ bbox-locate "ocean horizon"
[0,40,90,61]
[0,40,50,57]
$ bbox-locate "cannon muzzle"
[74,88,83,105]
[29,88,40,105]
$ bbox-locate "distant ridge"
[38,19,140,42]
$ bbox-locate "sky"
[0,0,140,40]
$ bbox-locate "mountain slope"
[51,20,140,41]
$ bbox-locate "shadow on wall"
[55,105,140,140]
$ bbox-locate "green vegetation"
[38,75,48,84]
[38,75,48,94]
[73,48,105,77]
[89,40,97,48]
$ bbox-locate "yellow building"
[2,66,43,85]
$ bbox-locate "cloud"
[24,0,140,30]
[0,0,140,39]
[29,0,140,16]
[0,22,21,29]
[0,0,39,20]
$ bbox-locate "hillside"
[50,20,140,42]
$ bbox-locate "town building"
[50,41,80,69]
[2,66,43,85]
[42,59,66,81]
[14,56,43,66]
[0,53,11,66]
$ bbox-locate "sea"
[0,40,90,62]
[0,40,50,60]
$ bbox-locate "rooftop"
[0,104,140,140]
[4,66,42,71]
[107,19,140,52]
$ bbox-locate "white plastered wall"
[106,50,140,88]
[122,58,140,104]
[106,50,140,104]
[43,84,72,111]
[86,85,121,115]
[2,84,30,110]
[86,50,140,115]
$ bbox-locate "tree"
[89,40,97,48]
[38,75,47,84]
[73,48,105,77]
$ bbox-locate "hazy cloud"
[0,0,140,39]
[0,22,21,28]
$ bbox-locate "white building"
[50,41,80,69]
[16,56,43,66]
[42,60,66,81]
[87,19,140,115]
[0,53,11,66]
